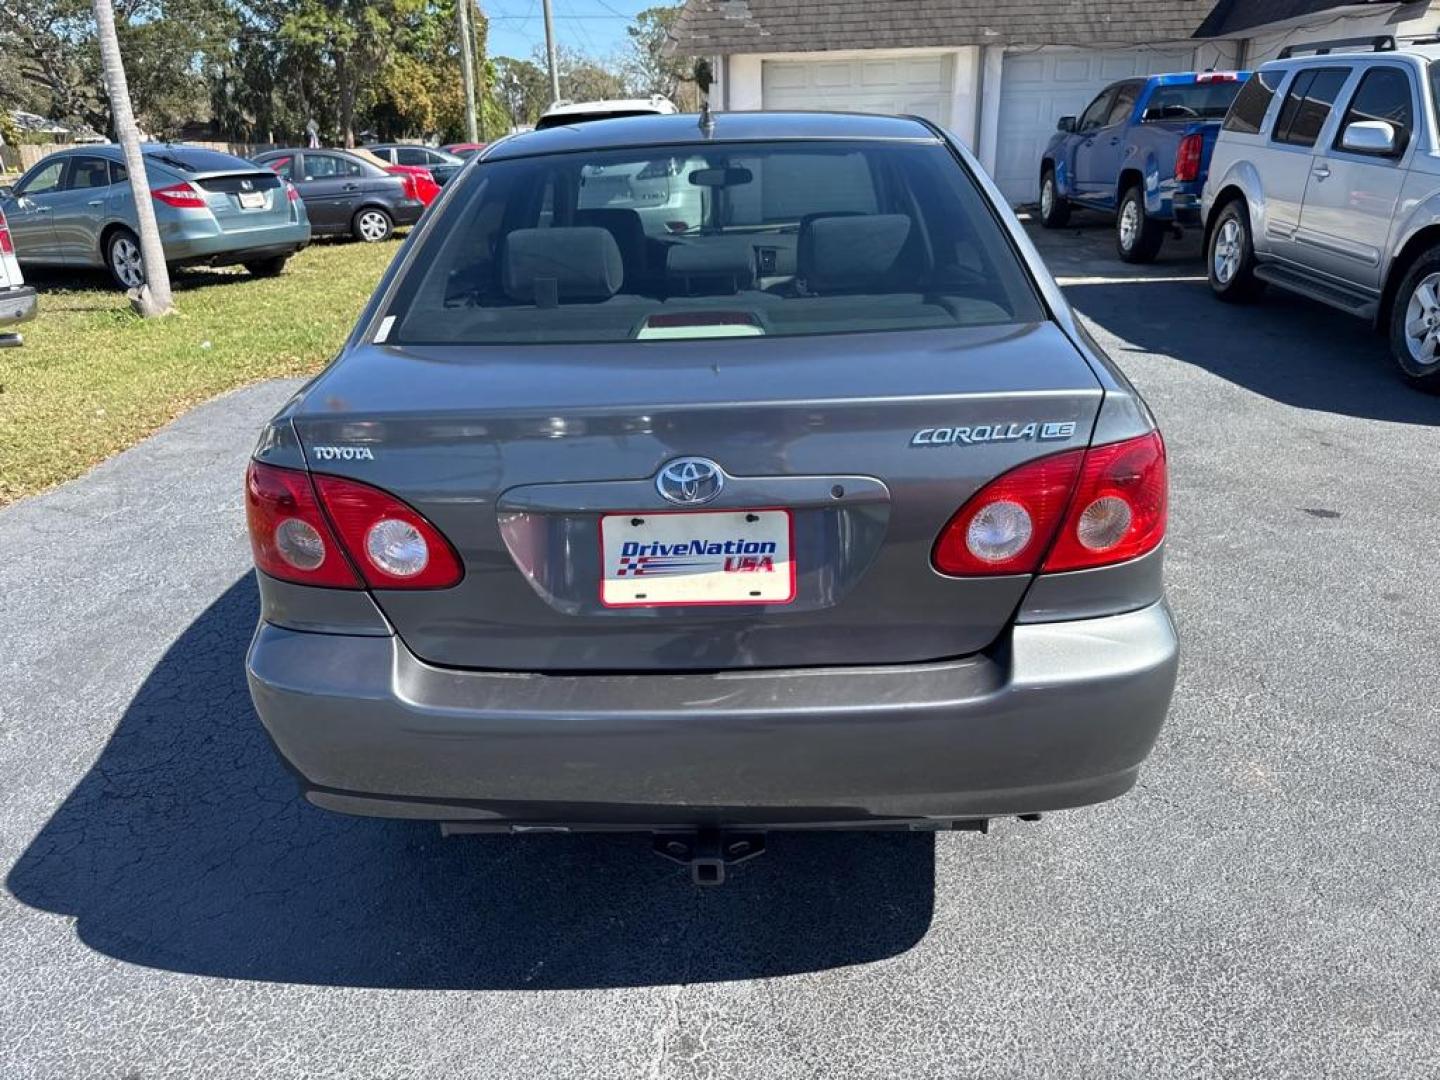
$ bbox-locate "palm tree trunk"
[92,0,174,316]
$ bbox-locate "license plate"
[238,191,266,209]
[600,509,795,607]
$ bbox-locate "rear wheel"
[352,207,393,243]
[245,255,289,278]
[104,228,145,290]
[1038,168,1070,228]
[1388,252,1440,392]
[1115,186,1164,264]
[1207,200,1264,303]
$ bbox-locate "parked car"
[0,205,37,345]
[243,112,1177,879]
[441,142,487,159]
[347,147,443,206]
[1040,71,1251,262]
[0,145,310,288]
[536,95,678,129]
[253,149,424,242]
[367,143,466,185]
[1203,36,1440,391]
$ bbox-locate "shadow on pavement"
[7,577,935,990]
[1065,278,1440,424]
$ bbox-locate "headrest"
[666,237,757,293]
[503,227,624,304]
[798,214,913,293]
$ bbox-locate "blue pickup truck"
[1038,71,1251,262]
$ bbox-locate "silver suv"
[1202,36,1440,390]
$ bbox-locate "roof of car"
[483,110,941,159]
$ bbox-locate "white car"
[0,204,37,346]
[536,96,679,129]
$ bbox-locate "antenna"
[695,58,715,136]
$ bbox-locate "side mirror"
[1340,119,1399,156]
[1056,116,1077,133]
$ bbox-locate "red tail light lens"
[152,181,207,209]
[285,182,299,202]
[1044,431,1167,572]
[1175,133,1204,183]
[312,474,463,589]
[932,450,1086,576]
[931,431,1167,577]
[0,211,13,255]
[245,461,360,588]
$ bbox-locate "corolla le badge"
[656,457,724,505]
[910,421,1077,447]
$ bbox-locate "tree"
[92,0,174,316]
[538,44,627,105]
[625,4,693,107]
[281,0,427,147]
[491,56,549,129]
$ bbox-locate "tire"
[1038,168,1070,228]
[104,227,146,290]
[352,207,393,243]
[245,255,289,278]
[1207,199,1265,303]
[1386,248,1440,392]
[1115,186,1165,264]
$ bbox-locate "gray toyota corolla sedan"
[245,112,1178,878]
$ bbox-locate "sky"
[484,0,658,62]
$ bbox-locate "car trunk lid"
[292,322,1103,671]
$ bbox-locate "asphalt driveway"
[1,220,1437,1078]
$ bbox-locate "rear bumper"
[0,285,37,325]
[392,199,426,227]
[247,601,1179,827]
[165,222,311,265]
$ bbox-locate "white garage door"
[994,47,1196,205]
[762,55,954,126]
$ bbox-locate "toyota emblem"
[656,457,724,505]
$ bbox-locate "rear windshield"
[142,147,253,173]
[1144,79,1245,120]
[387,139,1044,345]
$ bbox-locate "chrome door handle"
[1312,165,1331,179]
[87,199,103,207]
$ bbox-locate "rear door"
[1262,65,1351,267]
[293,152,355,230]
[3,157,66,263]
[291,137,1109,673]
[1296,63,1414,289]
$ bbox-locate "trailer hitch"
[653,829,767,885]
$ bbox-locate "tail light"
[1043,431,1166,572]
[1196,71,1238,83]
[152,181,207,209]
[1175,133,1204,183]
[285,182,300,202]
[932,431,1166,577]
[312,474,463,589]
[246,461,360,588]
[0,209,13,255]
[245,461,463,590]
[932,451,1086,576]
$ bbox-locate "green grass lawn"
[0,240,396,505]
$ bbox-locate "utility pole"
[542,0,560,104]
[456,0,478,143]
